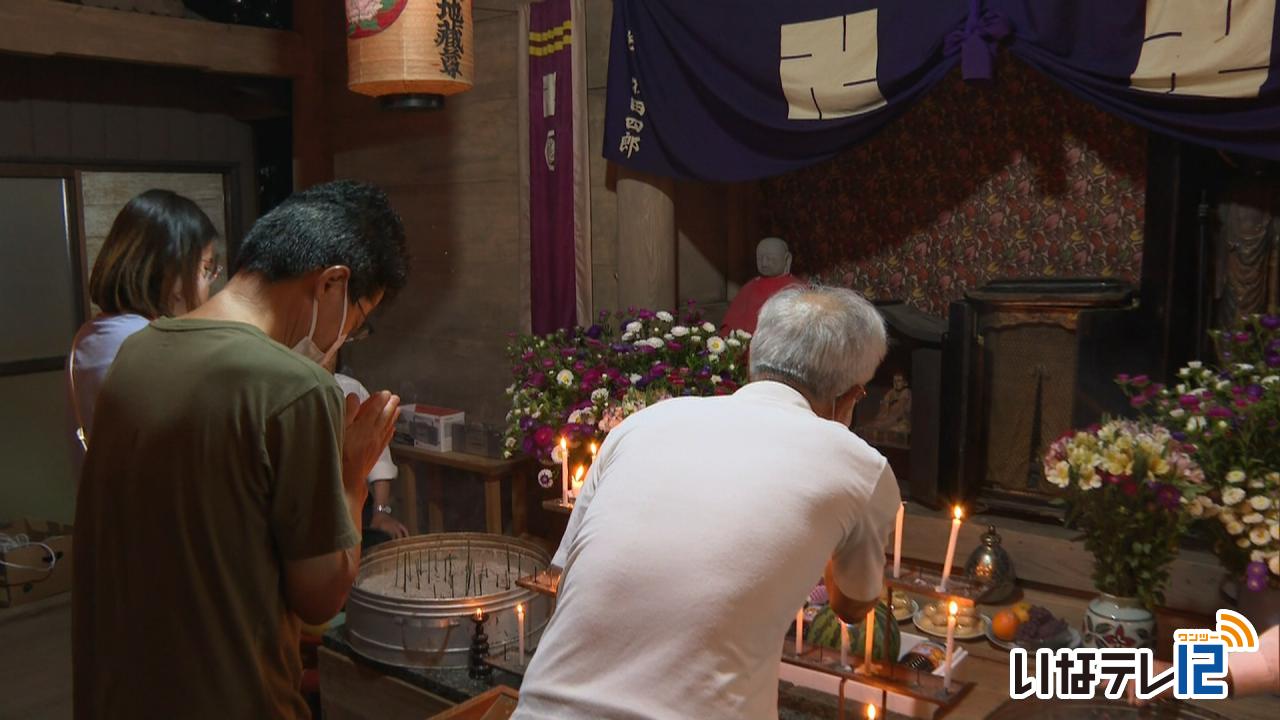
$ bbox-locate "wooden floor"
[0,594,72,720]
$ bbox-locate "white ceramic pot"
[1082,593,1155,649]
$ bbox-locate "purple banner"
[529,0,577,333]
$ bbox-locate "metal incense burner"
[346,533,552,669]
[963,525,1016,603]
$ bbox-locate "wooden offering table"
[390,444,532,536]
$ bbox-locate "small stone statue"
[868,372,912,435]
[722,237,804,334]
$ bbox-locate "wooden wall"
[328,4,525,426]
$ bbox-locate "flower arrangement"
[1120,314,1280,590]
[504,306,751,468]
[1043,420,1205,609]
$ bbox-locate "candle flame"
[475,608,483,621]
[866,705,877,720]
[589,441,598,456]
[948,600,959,617]
[573,465,585,483]
[560,436,567,450]
[516,603,524,617]
[953,505,964,521]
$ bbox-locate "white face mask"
[291,288,349,366]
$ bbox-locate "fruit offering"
[807,602,901,662]
[991,609,1021,641]
[890,590,912,618]
[1014,605,1070,647]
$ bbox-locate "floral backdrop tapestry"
[758,59,1148,318]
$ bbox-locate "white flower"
[1079,471,1102,491]
[630,373,642,384]
[622,332,635,342]
[1223,487,1247,506]
[1200,369,1214,380]
[1262,375,1280,386]
[591,388,609,403]
[706,336,727,354]
[556,369,575,387]
[735,329,752,340]
[1249,495,1272,511]
[1187,500,1205,518]
[1178,368,1192,379]
[1249,478,1266,489]
[1242,513,1265,525]
[1271,556,1280,577]
[1225,520,1247,537]
[1175,384,1188,394]
[1169,408,1186,418]
[1217,420,1229,431]
[648,337,665,349]
[711,375,723,384]
[347,0,383,23]
[1188,361,1203,369]
[1268,472,1280,484]
[1186,416,1206,432]
[1235,363,1255,372]
[1216,380,1232,391]
[1227,470,1247,485]
[727,338,742,347]
[531,408,542,419]
[1047,460,1071,488]
[663,333,674,341]
[656,311,674,322]
[1252,550,1267,563]
[1237,537,1253,549]
[551,444,567,464]
[503,450,513,459]
[671,325,689,337]
[1271,522,1280,540]
[505,436,517,448]
[567,409,583,425]
[625,321,643,334]
[699,321,715,333]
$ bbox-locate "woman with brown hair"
[68,189,221,453]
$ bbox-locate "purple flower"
[1247,560,1268,579]
[1247,575,1268,593]
[1234,331,1252,344]
[1154,483,1181,510]
[1171,431,1187,441]
[1262,315,1280,330]
[637,309,655,320]
[1129,394,1149,408]
[519,416,535,432]
[1178,394,1201,408]
[667,341,684,351]
[1130,374,1150,388]
[610,343,632,354]
[541,358,555,369]
[1246,384,1265,400]
[1269,339,1280,353]
[521,351,536,362]
[1267,354,1280,368]
[585,324,604,339]
[533,426,555,448]
[528,372,547,389]
[635,377,650,390]
[560,348,577,358]
[573,360,587,373]
[521,436,536,455]
[1206,406,1234,419]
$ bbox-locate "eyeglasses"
[201,261,224,282]
[345,299,374,344]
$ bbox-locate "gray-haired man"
[515,286,902,720]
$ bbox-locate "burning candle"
[571,465,586,499]
[863,607,875,671]
[475,607,484,622]
[940,505,964,590]
[892,501,905,579]
[559,436,569,505]
[944,600,958,692]
[516,603,526,665]
[839,621,850,668]
[866,705,877,720]
[589,441,598,460]
[795,608,804,655]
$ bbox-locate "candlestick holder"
[468,612,493,681]
[540,498,574,516]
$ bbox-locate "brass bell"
[965,525,1016,603]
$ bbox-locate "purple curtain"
[530,0,577,333]
[603,0,1280,182]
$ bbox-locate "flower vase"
[1083,593,1155,649]
[1236,581,1280,635]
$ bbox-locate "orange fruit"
[993,610,1021,641]
[1012,602,1032,623]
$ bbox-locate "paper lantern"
[346,0,474,109]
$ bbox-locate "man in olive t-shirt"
[73,181,408,719]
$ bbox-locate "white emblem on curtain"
[779,11,887,120]
[1131,0,1275,97]
[543,72,558,117]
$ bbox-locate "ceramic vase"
[1082,593,1155,649]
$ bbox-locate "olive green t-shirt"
[72,317,358,720]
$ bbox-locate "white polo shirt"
[514,381,901,720]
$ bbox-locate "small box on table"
[397,404,465,452]
[0,518,73,608]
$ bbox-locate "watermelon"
[806,602,900,663]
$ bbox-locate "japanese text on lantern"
[779,10,886,120]
[1130,0,1275,97]
[436,0,465,79]
[619,29,645,159]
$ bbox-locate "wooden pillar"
[291,0,332,190]
[616,166,676,310]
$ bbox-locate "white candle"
[589,441,598,461]
[840,621,850,668]
[795,608,804,655]
[863,607,876,671]
[866,704,877,720]
[571,465,585,500]
[944,600,958,692]
[892,502,905,579]
[940,505,964,589]
[516,603,526,665]
[559,437,569,505]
